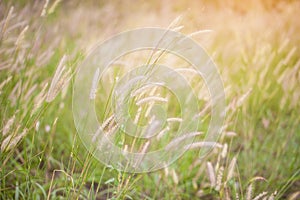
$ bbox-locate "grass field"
[0,0,300,199]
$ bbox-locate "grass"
[1,0,300,199]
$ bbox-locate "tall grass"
[1,0,300,199]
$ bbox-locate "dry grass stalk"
[15,25,29,49]
[224,187,231,200]
[288,191,300,200]
[46,55,72,102]
[165,131,204,150]
[253,192,268,200]
[89,68,100,100]
[156,126,170,140]
[136,96,168,106]
[102,115,115,131]
[215,166,224,191]
[166,117,182,123]
[236,88,252,107]
[133,107,142,124]
[31,82,48,115]
[48,0,62,14]
[23,84,37,100]
[133,141,150,168]
[2,115,15,136]
[184,141,222,150]
[206,162,216,187]
[187,29,213,38]
[0,76,12,91]
[224,131,238,137]
[171,169,179,185]
[131,83,164,98]
[41,0,50,16]
[221,143,228,158]
[246,183,253,200]
[1,128,27,152]
[1,6,14,38]
[227,156,237,181]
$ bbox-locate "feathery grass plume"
[196,190,205,198]
[283,46,297,65]
[288,191,300,200]
[92,115,115,142]
[2,115,15,136]
[23,84,37,100]
[136,96,168,106]
[166,117,183,123]
[96,124,118,148]
[277,38,289,53]
[194,102,211,118]
[206,162,216,187]
[235,182,240,200]
[215,154,221,172]
[246,177,269,199]
[267,194,274,200]
[90,68,100,100]
[41,0,49,16]
[15,25,29,49]
[224,187,231,200]
[36,49,55,67]
[187,29,213,38]
[123,144,128,152]
[165,131,204,150]
[156,126,170,140]
[184,141,222,150]
[0,76,12,92]
[171,169,179,185]
[139,141,150,154]
[0,6,14,39]
[267,191,277,200]
[1,128,27,152]
[175,67,198,74]
[246,183,253,200]
[133,141,150,168]
[163,162,169,177]
[133,107,142,124]
[35,121,40,131]
[143,86,161,116]
[273,60,284,76]
[142,119,161,137]
[253,192,268,200]
[131,83,164,98]
[48,0,62,14]
[31,82,48,115]
[221,143,228,158]
[249,176,267,182]
[224,131,238,138]
[8,81,21,106]
[101,114,115,131]
[145,101,154,117]
[92,126,102,142]
[46,55,72,102]
[227,156,237,181]
[171,25,184,32]
[106,124,118,136]
[192,179,198,189]
[167,15,183,30]
[215,166,224,191]
[236,88,252,107]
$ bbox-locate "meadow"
[0,0,299,199]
